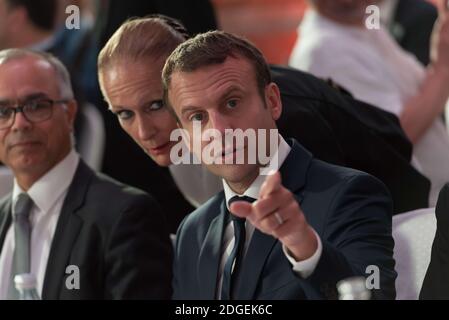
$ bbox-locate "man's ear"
[65,100,78,132]
[265,82,282,121]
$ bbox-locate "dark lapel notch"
[233,139,313,299]
[41,161,93,299]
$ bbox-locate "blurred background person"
[289,0,449,207]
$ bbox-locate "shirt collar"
[12,149,80,214]
[223,135,291,209]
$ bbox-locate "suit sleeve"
[420,183,449,299]
[301,173,397,300]
[103,193,173,299]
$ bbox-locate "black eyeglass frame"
[0,98,70,130]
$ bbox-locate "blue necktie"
[221,195,255,300]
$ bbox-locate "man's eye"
[0,107,12,118]
[115,110,134,120]
[189,113,204,122]
[27,100,51,112]
[226,99,238,109]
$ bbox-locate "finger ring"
[274,212,284,226]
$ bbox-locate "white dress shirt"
[289,9,449,207]
[0,150,79,299]
[216,135,322,298]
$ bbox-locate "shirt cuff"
[282,229,323,279]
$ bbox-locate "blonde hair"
[98,16,186,77]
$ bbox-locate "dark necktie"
[8,193,34,299]
[221,195,256,300]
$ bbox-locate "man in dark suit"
[0,49,172,299]
[99,16,429,225]
[162,30,397,299]
[420,183,449,299]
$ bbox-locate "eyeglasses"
[0,99,69,130]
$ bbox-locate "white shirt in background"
[289,9,449,207]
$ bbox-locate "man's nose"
[208,111,230,134]
[10,111,32,131]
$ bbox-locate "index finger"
[259,171,282,199]
[437,0,448,15]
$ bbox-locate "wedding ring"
[274,212,284,226]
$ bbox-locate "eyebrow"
[0,92,49,105]
[180,85,244,116]
[109,99,163,112]
[23,92,48,101]
[219,86,244,103]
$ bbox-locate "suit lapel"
[197,199,227,299]
[0,196,12,256]
[233,229,277,299]
[234,139,312,299]
[280,139,312,195]
[41,161,93,299]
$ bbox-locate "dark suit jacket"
[390,0,437,66]
[173,139,397,300]
[0,160,173,299]
[272,65,430,214]
[420,183,449,299]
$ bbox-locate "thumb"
[437,0,448,17]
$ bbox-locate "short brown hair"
[98,15,187,76]
[162,30,272,106]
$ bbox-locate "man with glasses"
[0,49,173,299]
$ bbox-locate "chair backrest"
[445,101,449,136]
[0,166,13,198]
[392,207,436,300]
[77,103,105,171]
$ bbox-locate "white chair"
[392,208,436,300]
[445,100,449,137]
[77,103,106,171]
[0,166,14,198]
